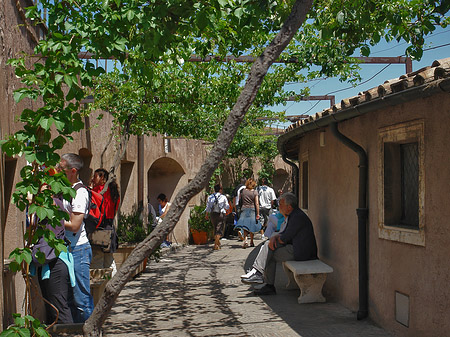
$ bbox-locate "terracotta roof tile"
[284,57,450,134]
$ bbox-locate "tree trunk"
[83,0,313,335]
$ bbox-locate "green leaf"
[52,135,66,149]
[114,37,127,52]
[64,74,73,87]
[360,45,370,57]
[33,327,50,337]
[35,207,47,221]
[13,89,29,103]
[55,74,63,84]
[8,261,21,273]
[35,251,46,265]
[21,248,32,265]
[234,7,244,19]
[196,11,209,31]
[336,11,345,25]
[66,87,76,101]
[53,119,66,132]
[72,113,85,131]
[53,32,64,39]
[126,9,135,21]
[39,117,54,131]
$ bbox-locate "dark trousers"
[260,208,271,229]
[210,212,225,236]
[38,258,73,324]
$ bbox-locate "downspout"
[330,122,369,320]
[281,144,299,200]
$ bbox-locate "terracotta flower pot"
[191,229,208,245]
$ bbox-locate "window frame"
[378,120,425,246]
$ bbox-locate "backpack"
[212,194,221,213]
[73,184,105,234]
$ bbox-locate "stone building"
[278,57,450,337]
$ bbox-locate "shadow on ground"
[101,241,391,337]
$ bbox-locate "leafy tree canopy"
[2,0,449,334]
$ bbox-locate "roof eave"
[278,76,450,160]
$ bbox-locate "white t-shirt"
[61,181,90,247]
[258,185,276,209]
[235,185,245,206]
[206,193,230,214]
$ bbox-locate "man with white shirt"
[206,184,230,250]
[57,153,94,323]
[257,178,276,232]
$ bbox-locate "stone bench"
[282,260,333,304]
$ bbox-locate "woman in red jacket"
[91,168,120,227]
[89,168,120,274]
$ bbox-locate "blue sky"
[269,25,450,130]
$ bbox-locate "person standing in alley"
[234,178,261,248]
[90,168,120,276]
[206,184,230,250]
[57,153,94,323]
[157,193,172,247]
[257,177,276,234]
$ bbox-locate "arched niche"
[147,157,185,211]
[273,168,291,195]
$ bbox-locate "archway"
[147,158,186,243]
[147,157,185,205]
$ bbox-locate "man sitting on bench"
[241,192,318,295]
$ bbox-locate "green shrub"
[188,204,213,233]
[117,203,153,244]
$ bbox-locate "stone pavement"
[100,237,393,337]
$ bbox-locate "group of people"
[205,178,284,250]
[32,153,120,325]
[205,177,318,297]
[205,177,281,249]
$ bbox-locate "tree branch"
[83,1,313,335]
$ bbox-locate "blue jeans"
[70,243,94,323]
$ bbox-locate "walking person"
[57,153,94,323]
[257,177,276,234]
[241,192,317,295]
[234,178,261,248]
[205,184,230,250]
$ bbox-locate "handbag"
[88,227,118,253]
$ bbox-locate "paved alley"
[101,238,393,337]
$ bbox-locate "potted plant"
[114,203,160,275]
[188,204,214,244]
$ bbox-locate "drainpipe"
[330,122,369,320]
[280,145,299,200]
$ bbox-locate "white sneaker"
[241,268,257,279]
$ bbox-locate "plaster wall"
[297,92,450,337]
[0,0,46,328]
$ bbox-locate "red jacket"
[92,184,119,219]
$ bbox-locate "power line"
[422,42,450,52]
[326,63,392,96]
